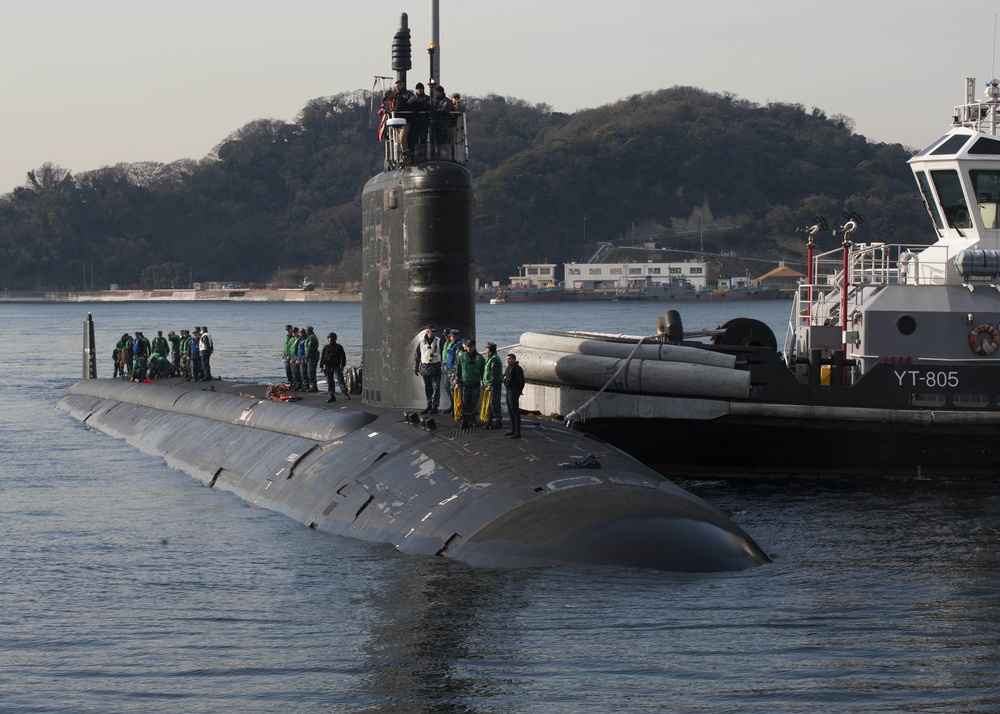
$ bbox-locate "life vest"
[305,333,319,359]
[482,354,502,386]
[418,337,442,364]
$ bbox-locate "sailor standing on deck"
[132,331,150,381]
[114,333,130,379]
[179,330,192,380]
[121,333,134,378]
[482,342,503,430]
[503,352,525,439]
[320,332,350,402]
[168,330,181,374]
[441,329,461,415]
[413,325,442,414]
[456,338,485,428]
[188,327,203,382]
[152,330,169,361]
[199,326,213,380]
[292,327,307,391]
[304,326,320,392]
[282,325,295,386]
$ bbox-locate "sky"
[2,0,1000,194]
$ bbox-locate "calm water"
[2,299,999,713]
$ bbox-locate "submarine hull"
[57,377,769,572]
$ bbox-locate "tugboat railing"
[784,242,963,357]
[952,77,1000,135]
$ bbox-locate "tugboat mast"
[954,77,1000,134]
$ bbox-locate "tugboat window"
[931,170,973,229]
[953,394,990,408]
[968,137,1000,155]
[896,315,916,335]
[930,134,972,155]
[970,170,1000,229]
[912,393,946,407]
[915,134,950,157]
[916,171,945,230]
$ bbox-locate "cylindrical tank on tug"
[361,161,475,408]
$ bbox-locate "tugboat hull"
[579,411,1000,478]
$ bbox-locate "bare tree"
[25,162,73,192]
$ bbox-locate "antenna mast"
[993,15,997,79]
[429,0,441,89]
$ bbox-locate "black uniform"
[503,358,525,438]
[320,335,350,401]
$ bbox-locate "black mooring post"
[84,313,97,379]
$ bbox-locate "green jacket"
[482,354,502,387]
[304,333,320,360]
[457,349,485,385]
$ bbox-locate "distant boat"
[474,286,561,303]
[564,283,788,301]
[695,285,787,300]
[563,283,695,301]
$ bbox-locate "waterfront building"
[563,259,708,291]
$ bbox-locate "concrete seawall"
[0,289,362,303]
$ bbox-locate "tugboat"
[56,3,769,571]
[518,77,1000,478]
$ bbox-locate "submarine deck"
[59,377,769,571]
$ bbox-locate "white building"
[563,260,707,291]
[509,263,558,288]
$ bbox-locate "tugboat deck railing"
[789,242,967,333]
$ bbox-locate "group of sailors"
[111,321,526,434]
[282,325,351,402]
[380,80,463,161]
[113,327,214,382]
[414,326,525,438]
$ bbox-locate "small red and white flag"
[376,104,388,142]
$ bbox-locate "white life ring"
[969,324,999,355]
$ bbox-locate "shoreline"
[2,288,793,304]
[0,289,363,303]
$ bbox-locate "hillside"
[0,87,929,290]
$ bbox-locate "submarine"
[57,3,768,572]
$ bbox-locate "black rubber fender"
[712,317,777,351]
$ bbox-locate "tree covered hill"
[0,87,929,290]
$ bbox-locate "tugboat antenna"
[993,15,997,79]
